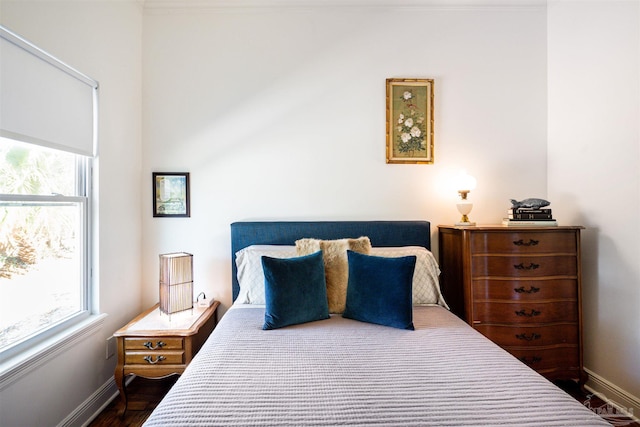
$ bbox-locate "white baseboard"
[56,377,117,427]
[585,367,640,423]
[57,375,134,427]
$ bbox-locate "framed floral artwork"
[386,78,434,164]
[153,172,190,217]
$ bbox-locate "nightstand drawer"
[470,231,577,254]
[473,279,578,301]
[125,351,184,365]
[473,301,578,324]
[125,337,184,351]
[508,346,579,371]
[471,255,578,277]
[475,324,578,347]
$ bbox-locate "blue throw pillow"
[262,251,330,330]
[343,250,416,330]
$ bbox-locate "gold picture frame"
[386,78,434,164]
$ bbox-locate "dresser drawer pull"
[143,355,166,364]
[519,356,542,365]
[143,341,165,350]
[514,286,540,294]
[515,309,541,317]
[514,262,540,270]
[515,333,541,341]
[513,239,539,247]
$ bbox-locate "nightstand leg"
[114,369,127,418]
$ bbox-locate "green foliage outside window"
[0,141,77,279]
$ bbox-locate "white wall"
[141,1,548,312]
[0,1,143,426]
[9,0,638,425]
[548,0,640,413]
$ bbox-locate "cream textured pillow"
[296,236,371,313]
[370,246,448,309]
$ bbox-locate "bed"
[143,220,608,426]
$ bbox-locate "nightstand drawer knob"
[143,341,165,350]
[514,262,540,270]
[516,333,541,341]
[515,309,541,317]
[513,239,539,247]
[143,355,166,364]
[514,286,540,294]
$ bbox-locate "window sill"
[0,313,107,391]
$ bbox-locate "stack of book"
[502,207,557,227]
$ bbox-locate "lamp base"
[455,221,476,226]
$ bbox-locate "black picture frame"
[153,172,190,218]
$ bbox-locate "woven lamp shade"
[159,252,193,315]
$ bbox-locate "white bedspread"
[143,305,608,426]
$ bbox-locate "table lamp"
[455,171,477,226]
[159,252,194,316]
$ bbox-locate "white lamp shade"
[457,171,477,192]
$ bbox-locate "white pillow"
[235,244,448,309]
[370,246,448,309]
[235,245,297,304]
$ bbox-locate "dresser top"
[438,224,584,231]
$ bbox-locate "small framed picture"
[153,172,190,217]
[386,78,434,164]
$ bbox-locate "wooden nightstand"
[438,225,585,384]
[113,301,220,416]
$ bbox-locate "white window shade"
[0,26,98,157]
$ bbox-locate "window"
[0,26,97,361]
[0,138,90,356]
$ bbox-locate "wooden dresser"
[438,225,585,383]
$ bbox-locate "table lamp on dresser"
[455,171,477,226]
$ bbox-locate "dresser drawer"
[507,346,579,372]
[472,255,578,277]
[473,279,578,301]
[475,324,578,347]
[473,301,578,324]
[471,231,578,254]
[125,337,184,351]
[125,351,184,365]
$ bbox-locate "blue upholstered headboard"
[230,221,431,302]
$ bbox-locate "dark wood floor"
[89,377,638,427]
[89,376,178,427]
